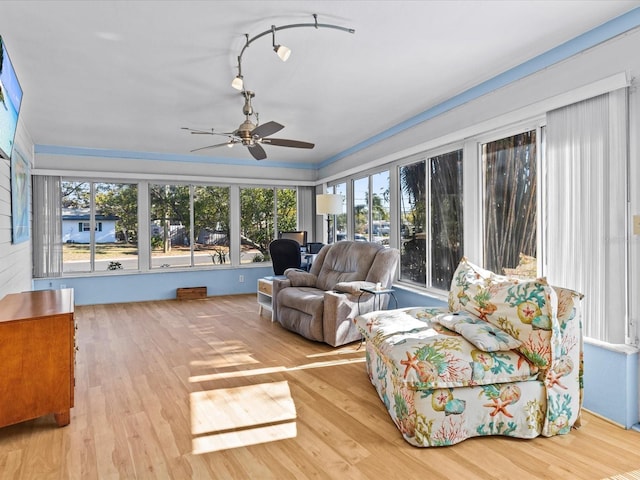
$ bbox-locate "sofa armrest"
[271,277,291,321]
[542,287,584,436]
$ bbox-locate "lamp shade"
[316,194,343,215]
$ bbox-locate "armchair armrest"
[271,277,291,321]
[322,290,366,347]
[334,280,377,295]
[284,269,318,287]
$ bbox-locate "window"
[150,184,231,268]
[330,183,346,243]
[371,171,390,245]
[430,150,464,289]
[400,161,426,285]
[194,185,231,266]
[482,130,537,275]
[150,184,191,268]
[79,222,102,232]
[353,177,369,241]
[62,181,91,272]
[276,188,297,233]
[341,171,389,244]
[240,187,298,264]
[399,150,463,290]
[55,180,292,273]
[62,180,138,273]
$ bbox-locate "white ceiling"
[1,0,639,167]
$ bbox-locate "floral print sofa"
[353,258,583,447]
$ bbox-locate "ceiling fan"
[182,91,314,160]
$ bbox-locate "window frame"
[56,179,301,276]
[61,178,139,274]
[395,145,464,293]
[474,121,545,276]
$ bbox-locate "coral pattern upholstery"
[354,258,583,446]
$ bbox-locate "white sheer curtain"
[545,88,628,344]
[32,175,63,278]
[296,185,315,238]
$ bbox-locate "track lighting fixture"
[231,13,354,90]
[271,25,291,62]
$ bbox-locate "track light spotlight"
[274,44,291,62]
[271,26,291,62]
[231,75,244,90]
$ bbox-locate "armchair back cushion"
[315,241,382,291]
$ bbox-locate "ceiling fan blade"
[182,127,235,137]
[251,121,284,139]
[262,138,315,149]
[182,127,215,135]
[190,141,234,153]
[247,143,267,160]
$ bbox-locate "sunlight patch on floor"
[190,349,259,369]
[605,470,640,480]
[305,345,364,358]
[191,380,297,454]
[192,421,297,454]
[189,340,260,369]
[189,356,365,383]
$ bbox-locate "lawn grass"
[62,243,231,260]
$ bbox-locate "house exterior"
[62,209,119,244]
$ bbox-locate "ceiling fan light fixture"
[231,74,244,90]
[274,44,291,62]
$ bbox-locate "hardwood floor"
[0,294,638,479]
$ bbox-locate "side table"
[257,276,286,321]
[358,286,397,315]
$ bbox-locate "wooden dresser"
[0,288,75,428]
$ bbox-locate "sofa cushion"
[448,258,556,367]
[434,312,522,352]
[354,308,539,391]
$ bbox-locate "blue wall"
[583,341,639,429]
[393,284,447,309]
[33,266,273,305]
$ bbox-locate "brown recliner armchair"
[271,241,400,347]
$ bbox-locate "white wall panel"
[0,122,33,298]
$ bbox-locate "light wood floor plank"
[0,293,638,479]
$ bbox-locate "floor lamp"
[316,194,343,243]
